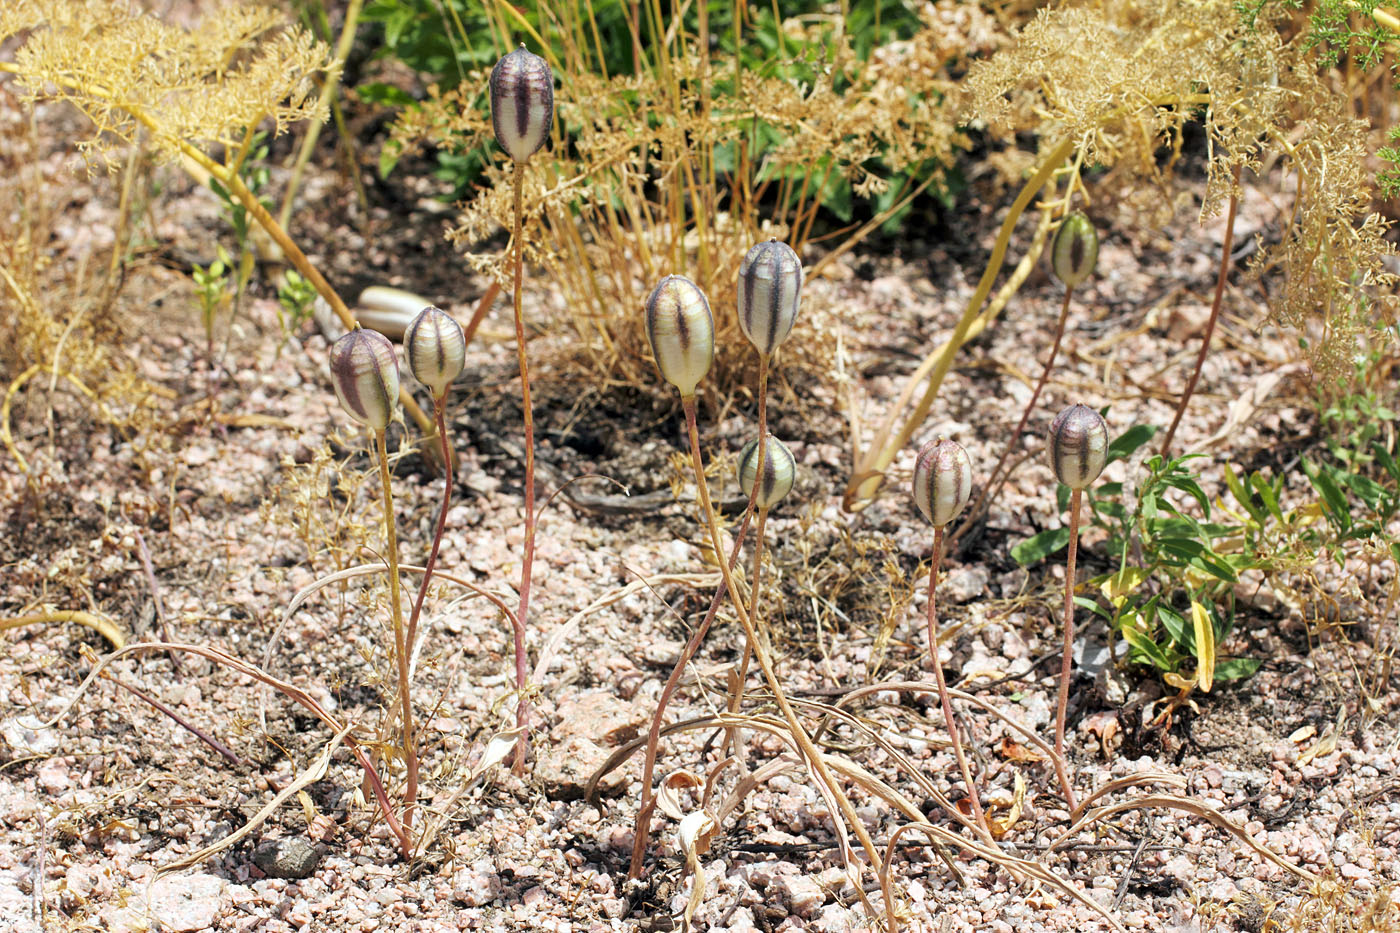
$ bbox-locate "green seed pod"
[1047,403,1108,490]
[490,46,554,163]
[1051,211,1099,289]
[737,239,802,355]
[645,275,714,398]
[405,306,466,399]
[738,434,796,510]
[913,438,972,527]
[331,329,400,432]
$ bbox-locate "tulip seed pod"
[738,435,796,510]
[913,438,973,528]
[405,306,466,399]
[645,275,715,398]
[1047,404,1109,490]
[490,46,554,163]
[1051,211,1099,289]
[737,239,802,355]
[331,329,400,431]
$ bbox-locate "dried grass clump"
[963,0,1397,390]
[391,3,999,401]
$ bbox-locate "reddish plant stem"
[1161,164,1242,458]
[104,673,243,766]
[628,355,772,879]
[1054,487,1082,812]
[627,507,755,880]
[925,526,992,842]
[406,400,454,658]
[680,396,886,878]
[509,160,538,775]
[952,287,1074,546]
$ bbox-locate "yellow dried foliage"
[962,0,1397,388]
[0,0,333,167]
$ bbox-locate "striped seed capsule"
[645,275,715,398]
[405,306,466,399]
[738,435,796,510]
[912,438,973,527]
[737,239,802,355]
[1047,404,1108,490]
[331,329,400,432]
[1051,211,1099,289]
[489,46,554,163]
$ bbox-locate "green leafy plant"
[1014,425,1287,709]
[276,268,320,334]
[191,245,231,365]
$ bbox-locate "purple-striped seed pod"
[489,46,554,163]
[1047,404,1108,490]
[405,306,466,399]
[737,239,802,355]
[738,434,796,510]
[1051,211,1099,289]
[913,438,973,528]
[645,275,714,398]
[331,329,400,432]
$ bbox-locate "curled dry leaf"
[678,809,718,933]
[657,768,704,821]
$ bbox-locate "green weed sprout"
[329,328,418,827]
[957,211,1099,542]
[911,437,990,842]
[1045,402,1109,811]
[489,45,554,773]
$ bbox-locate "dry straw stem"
[0,1,438,446]
[48,640,412,860]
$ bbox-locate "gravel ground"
[3,83,1399,933]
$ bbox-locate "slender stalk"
[721,507,766,759]
[103,672,243,766]
[509,160,539,774]
[627,507,755,880]
[406,398,455,664]
[953,287,1074,545]
[1161,165,1241,458]
[925,526,992,842]
[374,429,417,828]
[1054,487,1082,812]
[681,397,886,880]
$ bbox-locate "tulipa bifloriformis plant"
[911,437,991,842]
[490,45,554,772]
[329,328,419,826]
[1046,402,1108,811]
[643,273,888,879]
[957,211,1098,543]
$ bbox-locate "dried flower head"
[1051,211,1098,288]
[737,239,803,355]
[738,435,797,510]
[913,438,973,527]
[405,306,465,399]
[331,329,400,431]
[645,275,714,398]
[1047,404,1108,490]
[489,45,553,163]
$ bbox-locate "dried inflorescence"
[0,0,333,168]
[963,0,1397,388]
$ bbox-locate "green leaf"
[1119,622,1174,671]
[1158,604,1189,649]
[1075,595,1111,620]
[1222,463,1267,526]
[1214,658,1262,682]
[1010,527,1071,566]
[1303,458,1353,533]
[1249,471,1285,524]
[1107,424,1157,464]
